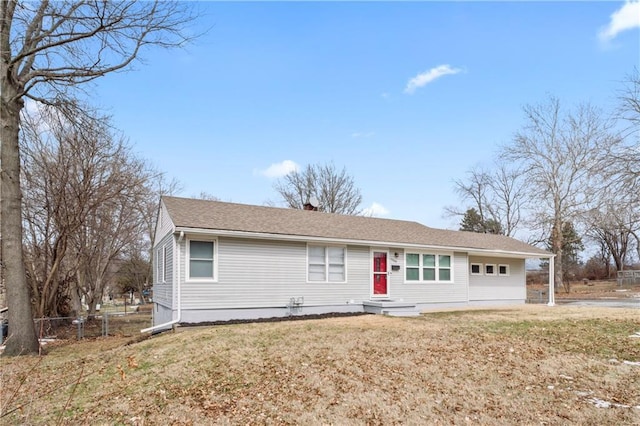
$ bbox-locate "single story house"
[146,196,554,331]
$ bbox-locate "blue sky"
[92,1,639,231]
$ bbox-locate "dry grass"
[1,306,639,425]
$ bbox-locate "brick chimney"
[303,196,319,211]
[303,202,318,211]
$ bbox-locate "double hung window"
[308,245,345,282]
[189,240,215,279]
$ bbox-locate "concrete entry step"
[363,300,420,317]
[382,309,421,317]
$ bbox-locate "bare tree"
[447,166,492,224]
[21,104,88,319]
[193,191,220,201]
[116,254,152,304]
[618,67,640,129]
[613,68,640,216]
[446,164,525,237]
[586,186,639,272]
[488,165,525,237]
[502,96,619,292]
[21,103,157,320]
[70,147,153,319]
[0,1,194,356]
[274,163,363,215]
[586,70,640,266]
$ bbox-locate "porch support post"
[547,256,555,306]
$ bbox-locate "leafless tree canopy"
[446,164,524,237]
[20,103,159,319]
[274,163,363,215]
[501,96,620,291]
[4,1,194,102]
[1,0,195,356]
[618,67,640,129]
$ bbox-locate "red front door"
[373,251,388,296]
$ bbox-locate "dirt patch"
[180,311,369,328]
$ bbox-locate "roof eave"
[174,226,553,259]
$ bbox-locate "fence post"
[102,312,109,337]
[76,316,84,340]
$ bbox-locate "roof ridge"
[161,195,429,228]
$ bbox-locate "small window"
[470,263,482,275]
[499,264,510,276]
[485,264,496,276]
[189,240,215,279]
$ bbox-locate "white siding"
[389,249,468,303]
[180,238,371,310]
[152,233,174,308]
[468,256,526,301]
[153,303,174,328]
[153,201,174,246]
[173,235,527,315]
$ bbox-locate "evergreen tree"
[460,208,503,234]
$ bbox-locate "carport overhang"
[467,250,556,306]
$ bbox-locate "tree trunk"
[0,82,40,356]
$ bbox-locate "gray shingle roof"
[162,196,550,257]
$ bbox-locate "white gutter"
[141,231,184,333]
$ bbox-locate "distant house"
[147,196,553,331]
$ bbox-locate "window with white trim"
[156,247,163,283]
[498,264,510,276]
[189,240,215,279]
[162,246,169,282]
[405,252,452,282]
[485,264,496,276]
[308,245,345,282]
[470,263,482,275]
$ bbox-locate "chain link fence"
[526,288,548,304]
[617,270,640,286]
[27,309,152,341]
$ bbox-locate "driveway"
[557,298,640,308]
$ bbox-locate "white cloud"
[598,0,640,43]
[404,64,462,94]
[255,160,299,178]
[23,98,41,115]
[351,131,375,139]
[362,202,389,217]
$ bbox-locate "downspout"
[141,231,184,333]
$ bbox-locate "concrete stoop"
[363,300,421,317]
